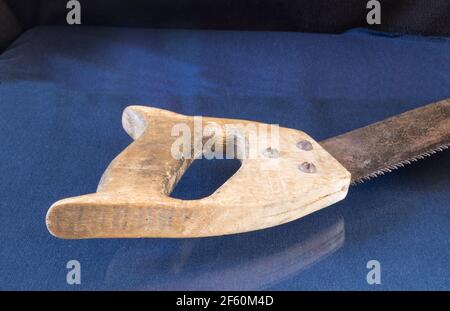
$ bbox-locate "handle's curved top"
[46,106,350,238]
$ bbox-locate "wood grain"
[46,106,351,238]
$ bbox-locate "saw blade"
[319,98,450,184]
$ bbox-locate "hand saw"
[46,98,450,239]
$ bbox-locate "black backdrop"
[5,0,450,36]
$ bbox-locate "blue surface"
[0,26,449,290]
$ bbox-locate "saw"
[46,98,450,238]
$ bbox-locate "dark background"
[5,0,450,35]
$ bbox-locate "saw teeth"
[351,143,450,185]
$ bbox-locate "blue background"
[0,26,449,290]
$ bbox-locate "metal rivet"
[299,161,317,173]
[296,140,313,151]
[263,147,279,159]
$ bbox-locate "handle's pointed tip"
[122,106,149,140]
[46,200,67,239]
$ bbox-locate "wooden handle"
[46,106,350,238]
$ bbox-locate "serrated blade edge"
[351,143,449,185]
[319,98,450,184]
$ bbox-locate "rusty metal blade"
[319,98,450,184]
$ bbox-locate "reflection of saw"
[105,216,345,290]
[46,98,450,238]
